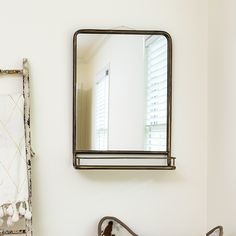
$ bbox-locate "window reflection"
[145,35,167,151]
[94,68,109,150]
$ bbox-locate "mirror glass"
[75,31,170,153]
[98,217,137,236]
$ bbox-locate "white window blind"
[95,68,109,150]
[145,35,167,151]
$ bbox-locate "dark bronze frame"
[73,29,175,170]
[98,216,138,236]
[206,226,223,236]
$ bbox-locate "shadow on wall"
[76,169,184,183]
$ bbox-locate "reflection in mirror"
[76,32,168,152]
[98,217,138,236]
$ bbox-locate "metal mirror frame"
[98,216,138,236]
[73,29,175,170]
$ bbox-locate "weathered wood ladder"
[0,59,33,236]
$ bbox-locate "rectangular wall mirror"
[73,29,175,170]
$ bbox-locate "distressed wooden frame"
[0,59,33,236]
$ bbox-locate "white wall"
[0,0,208,235]
[208,0,236,235]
